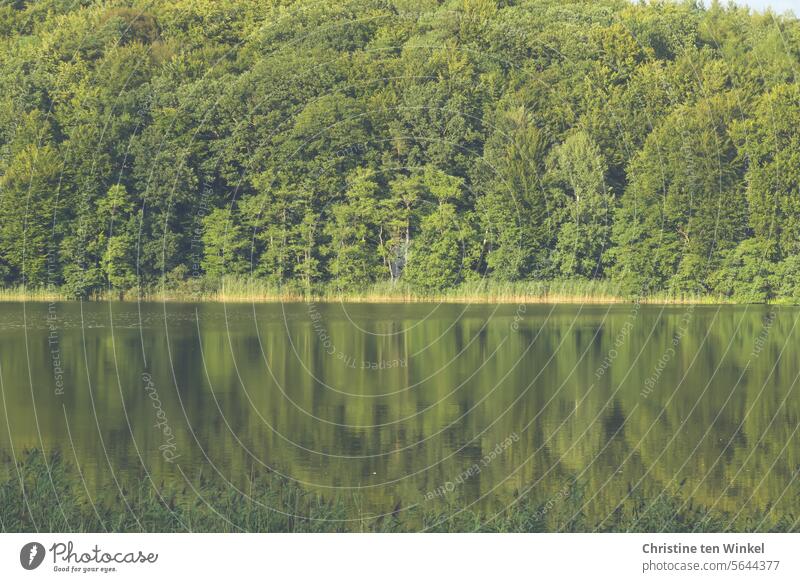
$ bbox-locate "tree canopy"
[1,0,799,301]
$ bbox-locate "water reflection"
[0,301,798,525]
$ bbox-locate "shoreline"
[0,291,755,305]
[2,278,792,305]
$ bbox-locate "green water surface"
[1,301,798,528]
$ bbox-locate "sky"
[720,0,797,13]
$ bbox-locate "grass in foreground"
[1,450,794,533]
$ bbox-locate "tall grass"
[0,277,741,304]
[0,285,66,302]
[2,450,792,533]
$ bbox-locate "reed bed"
[0,285,66,302]
[1,450,792,533]
[0,277,743,305]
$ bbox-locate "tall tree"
[549,131,613,279]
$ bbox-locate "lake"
[1,301,798,530]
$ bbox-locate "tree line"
[1,0,799,301]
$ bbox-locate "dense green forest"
[1,0,799,301]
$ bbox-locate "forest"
[1,0,799,302]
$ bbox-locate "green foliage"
[734,84,800,257]
[325,169,382,289]
[201,207,246,281]
[775,255,800,301]
[549,131,613,279]
[610,96,747,295]
[1,0,800,303]
[0,112,61,287]
[4,450,789,532]
[405,202,468,293]
[476,106,552,281]
[709,238,779,303]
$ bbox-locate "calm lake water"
[1,301,798,527]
